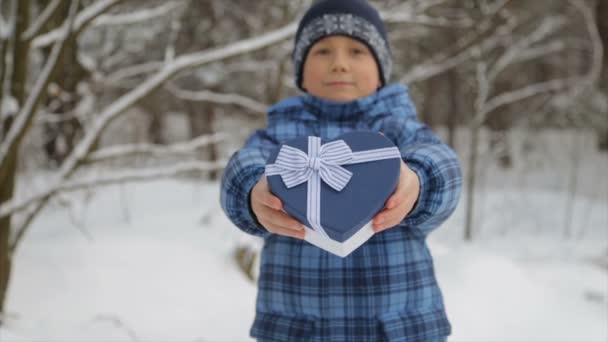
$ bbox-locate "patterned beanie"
[293,0,392,91]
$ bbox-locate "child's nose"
[330,51,349,72]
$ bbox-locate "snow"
[1,173,606,341]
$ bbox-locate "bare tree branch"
[0,0,79,167]
[5,20,297,254]
[98,61,163,84]
[94,1,185,27]
[30,0,125,48]
[383,12,474,28]
[8,159,227,253]
[165,83,268,115]
[569,0,603,86]
[400,1,513,83]
[21,0,62,41]
[475,77,581,125]
[85,131,232,164]
[1,130,238,219]
[410,0,453,13]
[489,16,566,81]
[34,109,81,125]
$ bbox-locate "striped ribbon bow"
[265,136,401,239]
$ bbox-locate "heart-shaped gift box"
[265,131,401,257]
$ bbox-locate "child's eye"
[351,48,367,55]
[314,48,331,55]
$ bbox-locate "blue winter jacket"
[220,84,462,341]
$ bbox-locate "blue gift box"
[265,131,401,257]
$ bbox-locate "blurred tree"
[38,0,89,166]
[0,0,297,316]
[596,0,608,151]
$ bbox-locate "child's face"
[302,35,381,102]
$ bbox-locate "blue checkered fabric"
[220,84,462,341]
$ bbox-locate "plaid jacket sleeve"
[384,98,462,239]
[220,129,277,237]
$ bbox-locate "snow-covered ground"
[1,175,606,342]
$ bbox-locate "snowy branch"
[4,20,297,253]
[474,77,582,125]
[85,132,231,164]
[507,41,565,68]
[409,0,453,13]
[30,0,125,48]
[99,61,163,85]
[8,159,227,252]
[383,0,475,28]
[400,29,505,84]
[383,12,474,28]
[1,130,242,219]
[34,109,81,125]
[488,16,566,81]
[569,0,603,87]
[0,0,79,168]
[94,1,185,27]
[22,0,63,41]
[60,19,295,177]
[399,1,512,83]
[165,83,268,115]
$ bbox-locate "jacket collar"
[267,83,410,121]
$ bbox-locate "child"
[220,0,462,340]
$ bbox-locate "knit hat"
[292,0,392,91]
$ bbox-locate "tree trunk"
[596,0,608,151]
[447,70,458,149]
[0,0,30,317]
[138,89,168,145]
[42,0,87,166]
[187,101,218,180]
[0,147,16,316]
[563,131,582,238]
[421,76,436,128]
[464,123,480,241]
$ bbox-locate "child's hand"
[372,160,420,232]
[250,176,306,239]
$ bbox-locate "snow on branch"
[85,132,231,164]
[98,61,163,85]
[410,0,453,13]
[382,0,475,28]
[0,0,79,168]
[165,83,268,115]
[34,109,81,125]
[399,1,512,83]
[0,1,13,40]
[384,0,510,28]
[569,0,603,86]
[4,20,297,251]
[94,1,185,27]
[31,0,125,48]
[400,30,505,84]
[383,12,474,28]
[0,130,238,218]
[474,77,581,125]
[8,159,227,252]
[22,0,63,41]
[60,19,296,177]
[488,16,566,81]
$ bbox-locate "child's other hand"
[372,160,420,233]
[250,176,306,239]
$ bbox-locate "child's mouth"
[325,82,354,87]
